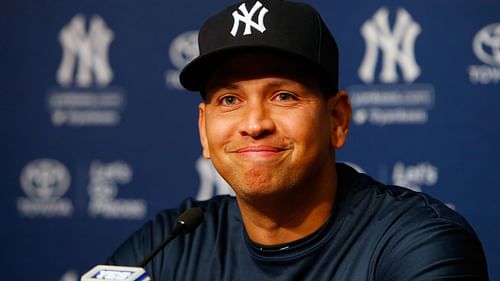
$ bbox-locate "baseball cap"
[179,0,339,93]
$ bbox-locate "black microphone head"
[137,207,203,268]
[175,207,203,234]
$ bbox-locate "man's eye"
[220,95,239,106]
[275,92,297,101]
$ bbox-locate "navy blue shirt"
[109,163,489,280]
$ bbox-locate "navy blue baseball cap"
[179,0,339,93]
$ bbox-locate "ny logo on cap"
[230,1,269,37]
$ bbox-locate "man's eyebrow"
[221,84,240,90]
[264,80,295,90]
[208,81,240,91]
[208,78,298,92]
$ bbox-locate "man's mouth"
[227,145,292,158]
[236,145,287,153]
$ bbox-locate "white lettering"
[95,270,132,280]
[350,89,433,107]
[17,198,73,217]
[88,199,147,219]
[392,162,438,191]
[51,110,120,126]
[87,161,147,219]
[90,161,132,183]
[369,108,427,126]
[468,65,500,84]
[230,1,268,36]
[49,92,124,108]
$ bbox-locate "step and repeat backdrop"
[2,0,499,280]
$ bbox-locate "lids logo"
[230,1,268,37]
[359,7,421,83]
[473,23,500,66]
[57,14,114,88]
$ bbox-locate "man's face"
[198,52,349,201]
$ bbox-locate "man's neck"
[236,164,338,246]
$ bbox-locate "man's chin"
[233,182,295,203]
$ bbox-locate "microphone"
[81,207,203,281]
[138,206,203,267]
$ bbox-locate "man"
[109,0,489,280]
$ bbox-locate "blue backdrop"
[2,0,499,280]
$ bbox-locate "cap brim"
[179,46,331,92]
[179,47,243,92]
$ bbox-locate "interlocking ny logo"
[359,7,421,83]
[230,1,268,37]
[57,14,114,88]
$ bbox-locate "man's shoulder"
[336,162,474,232]
[335,163,488,280]
[108,195,238,266]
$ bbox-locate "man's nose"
[238,102,276,139]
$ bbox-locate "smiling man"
[108,1,489,280]
[198,51,349,245]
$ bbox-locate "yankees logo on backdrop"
[57,14,114,88]
[348,6,435,127]
[231,1,268,36]
[359,7,421,83]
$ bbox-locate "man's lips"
[226,145,292,157]
[235,145,288,153]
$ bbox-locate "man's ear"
[327,91,351,149]
[198,103,211,159]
